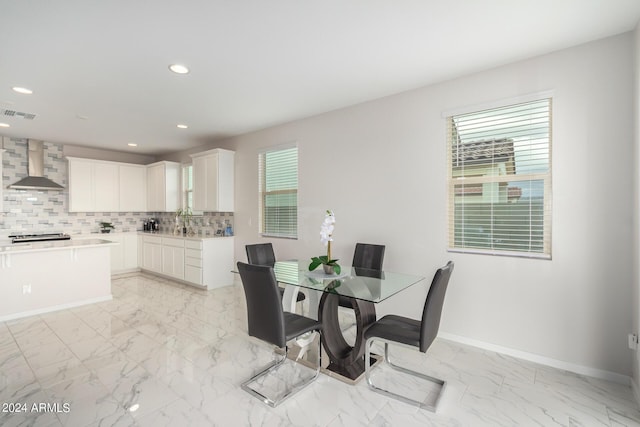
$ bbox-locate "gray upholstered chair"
[338,243,385,308]
[236,262,322,407]
[364,261,454,411]
[336,243,385,332]
[245,243,305,303]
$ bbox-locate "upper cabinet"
[68,157,147,212]
[68,158,119,212]
[119,164,147,212]
[190,149,235,212]
[146,161,180,212]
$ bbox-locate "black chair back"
[420,261,454,352]
[246,243,276,267]
[352,243,385,270]
[237,262,286,348]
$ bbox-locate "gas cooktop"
[8,233,72,243]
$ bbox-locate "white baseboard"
[439,331,631,386]
[632,377,640,408]
[0,295,113,322]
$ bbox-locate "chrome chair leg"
[365,337,446,412]
[242,334,322,407]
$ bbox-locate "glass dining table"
[272,260,425,383]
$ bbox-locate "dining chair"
[245,243,306,303]
[338,243,385,308]
[364,261,454,411]
[236,262,323,407]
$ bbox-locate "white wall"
[221,33,634,377]
[633,22,640,394]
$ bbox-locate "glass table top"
[272,260,425,304]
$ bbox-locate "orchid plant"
[309,210,341,274]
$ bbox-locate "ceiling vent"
[0,109,36,120]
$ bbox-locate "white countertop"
[0,238,117,255]
[136,231,233,241]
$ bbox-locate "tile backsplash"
[1,138,233,237]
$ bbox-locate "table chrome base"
[321,353,382,384]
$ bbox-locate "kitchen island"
[0,238,116,321]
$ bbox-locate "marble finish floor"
[1,272,640,426]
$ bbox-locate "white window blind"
[447,98,552,258]
[259,146,298,238]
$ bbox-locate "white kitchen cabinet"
[119,164,147,212]
[122,233,139,270]
[104,233,138,273]
[94,162,119,212]
[161,237,184,280]
[184,237,234,289]
[138,234,234,289]
[184,240,203,285]
[190,149,234,212]
[146,161,180,212]
[68,157,146,212]
[68,158,119,212]
[68,158,98,212]
[142,235,163,273]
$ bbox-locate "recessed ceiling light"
[128,143,138,147]
[177,124,188,129]
[12,87,33,95]
[169,64,189,74]
[0,123,10,128]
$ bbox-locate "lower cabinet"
[185,240,204,285]
[139,234,233,289]
[161,237,185,280]
[108,233,139,273]
[142,235,163,273]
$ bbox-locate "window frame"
[258,144,298,239]
[181,163,200,214]
[445,94,553,259]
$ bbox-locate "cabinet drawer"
[185,240,202,250]
[185,248,202,259]
[162,237,184,248]
[185,265,202,285]
[143,235,162,244]
[185,256,202,268]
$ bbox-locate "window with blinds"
[259,146,298,238]
[447,98,552,258]
[183,164,193,211]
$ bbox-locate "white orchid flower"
[309,209,341,274]
[320,210,335,246]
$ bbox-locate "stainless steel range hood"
[8,140,64,190]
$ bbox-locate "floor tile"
[0,271,638,427]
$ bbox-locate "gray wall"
[220,33,634,380]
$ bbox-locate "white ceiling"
[1,0,639,155]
